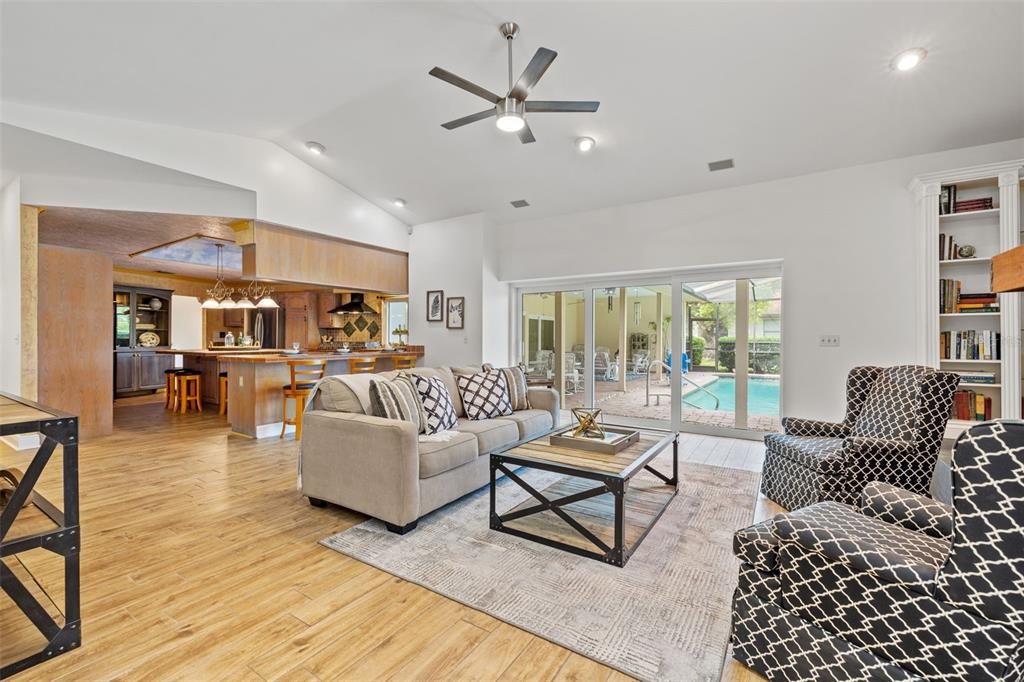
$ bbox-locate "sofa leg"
[308,497,328,508]
[385,520,418,535]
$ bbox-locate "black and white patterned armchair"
[761,365,959,511]
[732,419,1024,681]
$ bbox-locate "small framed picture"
[426,290,444,322]
[446,297,465,329]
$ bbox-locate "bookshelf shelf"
[938,257,992,266]
[939,208,1000,221]
[915,159,1023,439]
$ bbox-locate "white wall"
[495,138,1024,421]
[0,102,409,251]
[0,178,21,393]
[170,295,203,368]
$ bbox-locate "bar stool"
[282,359,328,440]
[391,354,417,370]
[349,357,377,374]
[218,371,229,416]
[177,370,203,414]
[164,368,183,410]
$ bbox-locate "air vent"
[510,199,530,208]
[708,158,734,172]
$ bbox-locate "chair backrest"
[392,354,417,370]
[594,351,610,370]
[850,365,945,441]
[348,357,377,374]
[536,350,554,371]
[936,420,1024,629]
[287,359,328,389]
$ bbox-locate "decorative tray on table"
[549,408,639,454]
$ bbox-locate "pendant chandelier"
[201,243,279,309]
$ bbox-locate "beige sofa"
[300,366,561,533]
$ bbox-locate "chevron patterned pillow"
[456,369,514,421]
[368,377,424,434]
[407,373,458,434]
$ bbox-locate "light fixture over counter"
[202,243,277,309]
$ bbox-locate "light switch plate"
[819,335,840,347]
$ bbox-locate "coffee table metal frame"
[489,427,678,567]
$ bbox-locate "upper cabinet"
[114,286,172,350]
[317,293,339,328]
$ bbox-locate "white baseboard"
[1,433,41,451]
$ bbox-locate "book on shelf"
[940,329,1001,360]
[954,198,994,213]
[939,279,961,313]
[940,185,956,215]
[953,370,997,384]
[952,390,992,421]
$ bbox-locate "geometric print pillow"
[406,373,458,434]
[456,369,514,421]
[483,363,531,411]
[368,376,424,434]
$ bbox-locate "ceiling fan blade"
[509,48,557,101]
[441,109,495,130]
[429,67,501,103]
[517,122,536,144]
[525,100,601,113]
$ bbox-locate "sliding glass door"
[516,270,781,437]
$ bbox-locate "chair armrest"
[775,502,946,594]
[527,387,561,427]
[733,518,780,572]
[299,410,420,526]
[782,417,850,438]
[859,481,952,540]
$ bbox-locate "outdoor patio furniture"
[760,365,959,511]
[594,351,618,381]
[563,352,582,394]
[535,350,555,375]
[629,351,650,375]
[732,419,1024,680]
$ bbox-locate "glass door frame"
[511,260,783,439]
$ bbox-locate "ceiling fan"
[429,22,600,144]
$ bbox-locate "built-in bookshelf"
[913,160,1024,439]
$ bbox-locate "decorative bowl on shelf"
[138,331,161,347]
[149,298,163,311]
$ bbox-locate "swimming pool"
[684,376,780,415]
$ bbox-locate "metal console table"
[0,392,81,679]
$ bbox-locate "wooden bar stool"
[177,370,202,414]
[282,359,328,440]
[218,371,229,416]
[164,368,182,410]
[349,357,377,374]
[391,354,417,370]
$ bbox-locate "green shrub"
[686,337,706,365]
[718,337,781,373]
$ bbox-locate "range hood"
[328,293,378,315]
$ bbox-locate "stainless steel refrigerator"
[251,308,283,349]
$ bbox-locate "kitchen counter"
[165,346,425,439]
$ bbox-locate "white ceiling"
[3,1,1022,226]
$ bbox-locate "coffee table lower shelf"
[489,430,678,567]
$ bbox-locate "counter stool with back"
[281,359,328,440]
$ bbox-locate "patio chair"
[563,352,581,394]
[535,350,555,375]
[761,365,958,511]
[732,419,1024,680]
[594,351,618,381]
[630,351,650,375]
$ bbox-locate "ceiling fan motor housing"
[499,22,519,40]
[497,97,525,116]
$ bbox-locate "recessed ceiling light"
[510,199,530,208]
[393,198,406,208]
[708,158,735,172]
[575,136,596,153]
[305,141,326,155]
[892,47,927,72]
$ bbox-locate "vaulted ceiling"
[3,1,1022,225]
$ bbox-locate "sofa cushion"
[500,409,553,440]
[407,374,458,435]
[408,367,465,417]
[418,432,478,479]
[851,365,928,441]
[368,377,424,434]
[316,376,366,413]
[456,369,514,421]
[456,418,519,454]
[764,434,847,475]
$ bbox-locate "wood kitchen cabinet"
[114,351,174,395]
[317,293,339,328]
[281,292,325,350]
[222,308,244,328]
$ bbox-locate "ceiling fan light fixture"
[305,141,326,155]
[575,136,596,152]
[495,98,525,132]
[892,47,926,71]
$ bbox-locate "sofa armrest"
[782,417,849,438]
[859,481,952,540]
[527,387,561,427]
[300,410,420,526]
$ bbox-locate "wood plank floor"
[1,402,776,681]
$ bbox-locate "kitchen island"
[161,347,424,438]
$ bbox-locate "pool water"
[684,377,780,415]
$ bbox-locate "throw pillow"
[368,377,424,433]
[407,373,458,434]
[483,363,531,411]
[456,369,514,421]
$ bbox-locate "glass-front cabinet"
[113,286,174,395]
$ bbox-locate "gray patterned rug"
[321,459,760,682]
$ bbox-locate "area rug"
[321,459,760,682]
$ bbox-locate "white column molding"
[916,181,942,366]
[998,169,1022,418]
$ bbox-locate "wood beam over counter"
[241,222,408,294]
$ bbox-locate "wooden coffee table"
[490,426,678,567]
